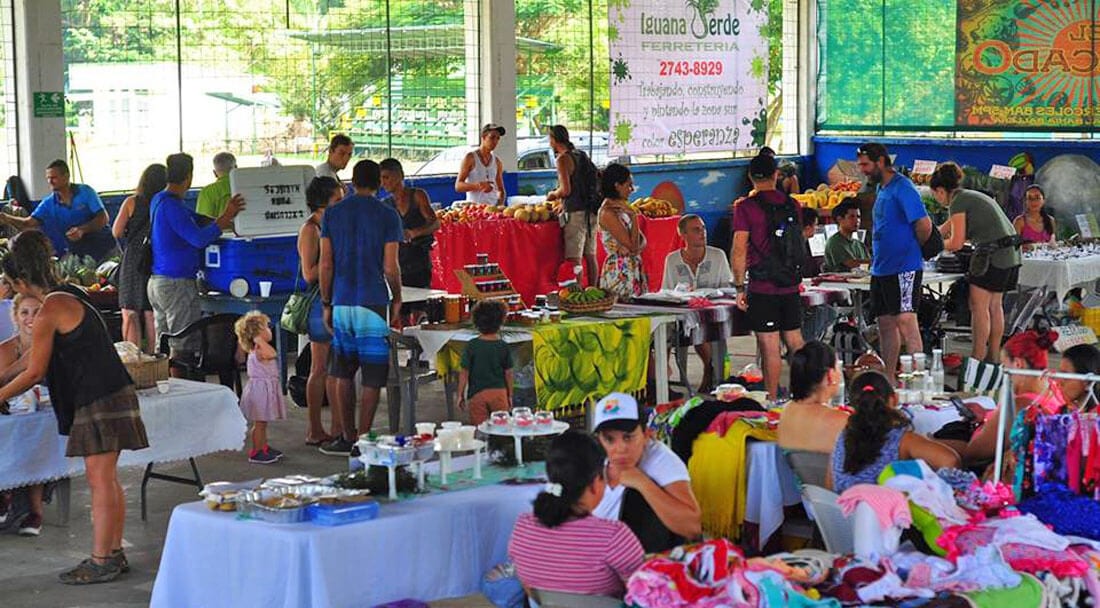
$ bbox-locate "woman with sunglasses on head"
[829,371,959,493]
[0,230,147,584]
[508,431,644,599]
[1013,184,1056,247]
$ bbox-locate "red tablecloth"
[431,215,684,304]
[596,215,684,291]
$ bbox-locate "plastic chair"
[529,589,625,608]
[157,313,243,395]
[784,450,829,489]
[802,484,853,555]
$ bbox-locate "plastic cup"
[258,281,273,298]
[156,380,171,394]
[458,425,476,447]
[440,421,462,430]
[436,429,458,451]
[415,422,436,437]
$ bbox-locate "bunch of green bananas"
[565,287,607,304]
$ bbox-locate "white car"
[413,134,614,175]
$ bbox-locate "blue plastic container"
[202,235,301,296]
[307,500,380,526]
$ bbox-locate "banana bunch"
[558,286,607,304]
[630,197,676,218]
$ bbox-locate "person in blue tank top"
[830,371,960,493]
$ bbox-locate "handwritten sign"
[1076,213,1099,240]
[989,164,1017,180]
[229,166,315,237]
[912,160,937,175]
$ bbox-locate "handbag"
[136,199,159,275]
[280,270,318,335]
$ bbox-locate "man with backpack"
[731,154,807,399]
[547,125,600,286]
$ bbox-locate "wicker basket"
[559,294,617,314]
[125,355,170,389]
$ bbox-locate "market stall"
[430,212,684,304]
[1018,245,1100,301]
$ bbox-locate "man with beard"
[856,143,932,380]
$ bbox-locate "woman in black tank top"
[380,158,441,288]
[0,230,147,584]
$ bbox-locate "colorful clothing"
[1015,215,1052,244]
[688,419,777,539]
[240,351,285,423]
[320,194,403,307]
[599,207,647,298]
[330,304,390,387]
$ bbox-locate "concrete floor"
[0,330,989,607]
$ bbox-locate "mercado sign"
[956,1,1100,129]
[608,0,768,156]
[229,165,314,237]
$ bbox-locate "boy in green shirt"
[823,199,870,272]
[458,300,514,424]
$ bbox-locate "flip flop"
[305,435,333,446]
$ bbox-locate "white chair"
[529,589,625,608]
[802,484,853,555]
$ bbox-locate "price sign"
[912,160,937,175]
[230,166,315,237]
[1076,213,1099,240]
[989,164,1017,180]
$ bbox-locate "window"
[0,0,16,180]
[61,0,480,190]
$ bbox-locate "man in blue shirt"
[0,159,118,261]
[317,160,403,455]
[857,143,933,379]
[148,153,243,365]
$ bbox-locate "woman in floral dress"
[597,163,647,298]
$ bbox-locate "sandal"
[59,556,121,585]
[305,434,333,446]
[112,549,130,573]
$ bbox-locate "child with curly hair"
[234,311,285,464]
[458,300,513,425]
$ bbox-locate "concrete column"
[477,0,517,171]
[799,0,816,157]
[13,0,65,199]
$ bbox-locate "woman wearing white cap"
[455,124,506,205]
[590,392,701,552]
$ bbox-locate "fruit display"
[502,202,557,223]
[630,197,677,218]
[57,254,117,293]
[792,183,857,211]
[830,180,862,193]
[556,284,616,313]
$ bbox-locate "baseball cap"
[481,123,506,136]
[591,392,643,433]
[748,154,778,180]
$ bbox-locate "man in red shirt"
[731,154,806,399]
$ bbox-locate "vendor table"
[405,311,679,412]
[0,380,245,520]
[1018,253,1100,301]
[431,215,683,304]
[744,440,803,550]
[150,482,542,608]
[811,271,964,333]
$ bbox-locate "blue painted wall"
[811,135,1100,187]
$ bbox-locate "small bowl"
[156,380,171,394]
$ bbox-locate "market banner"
[608,0,768,156]
[956,1,1100,129]
[531,316,651,411]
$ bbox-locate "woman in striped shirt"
[508,431,645,598]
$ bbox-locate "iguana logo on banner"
[956,0,1100,130]
[609,0,768,156]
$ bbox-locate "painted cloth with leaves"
[531,316,650,410]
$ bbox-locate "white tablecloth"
[151,482,541,608]
[0,379,245,491]
[743,441,802,549]
[1018,254,1100,300]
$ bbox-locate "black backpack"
[747,195,806,288]
[570,149,602,213]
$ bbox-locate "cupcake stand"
[477,418,569,466]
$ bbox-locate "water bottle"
[931,348,945,394]
[834,359,847,406]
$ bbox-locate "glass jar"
[512,407,534,427]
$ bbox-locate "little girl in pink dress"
[234,312,286,464]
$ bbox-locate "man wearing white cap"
[590,392,701,552]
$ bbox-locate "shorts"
[329,304,390,387]
[746,292,803,333]
[968,264,1020,294]
[467,387,510,426]
[147,276,201,358]
[66,386,149,457]
[870,270,923,318]
[563,211,597,259]
[307,296,332,343]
